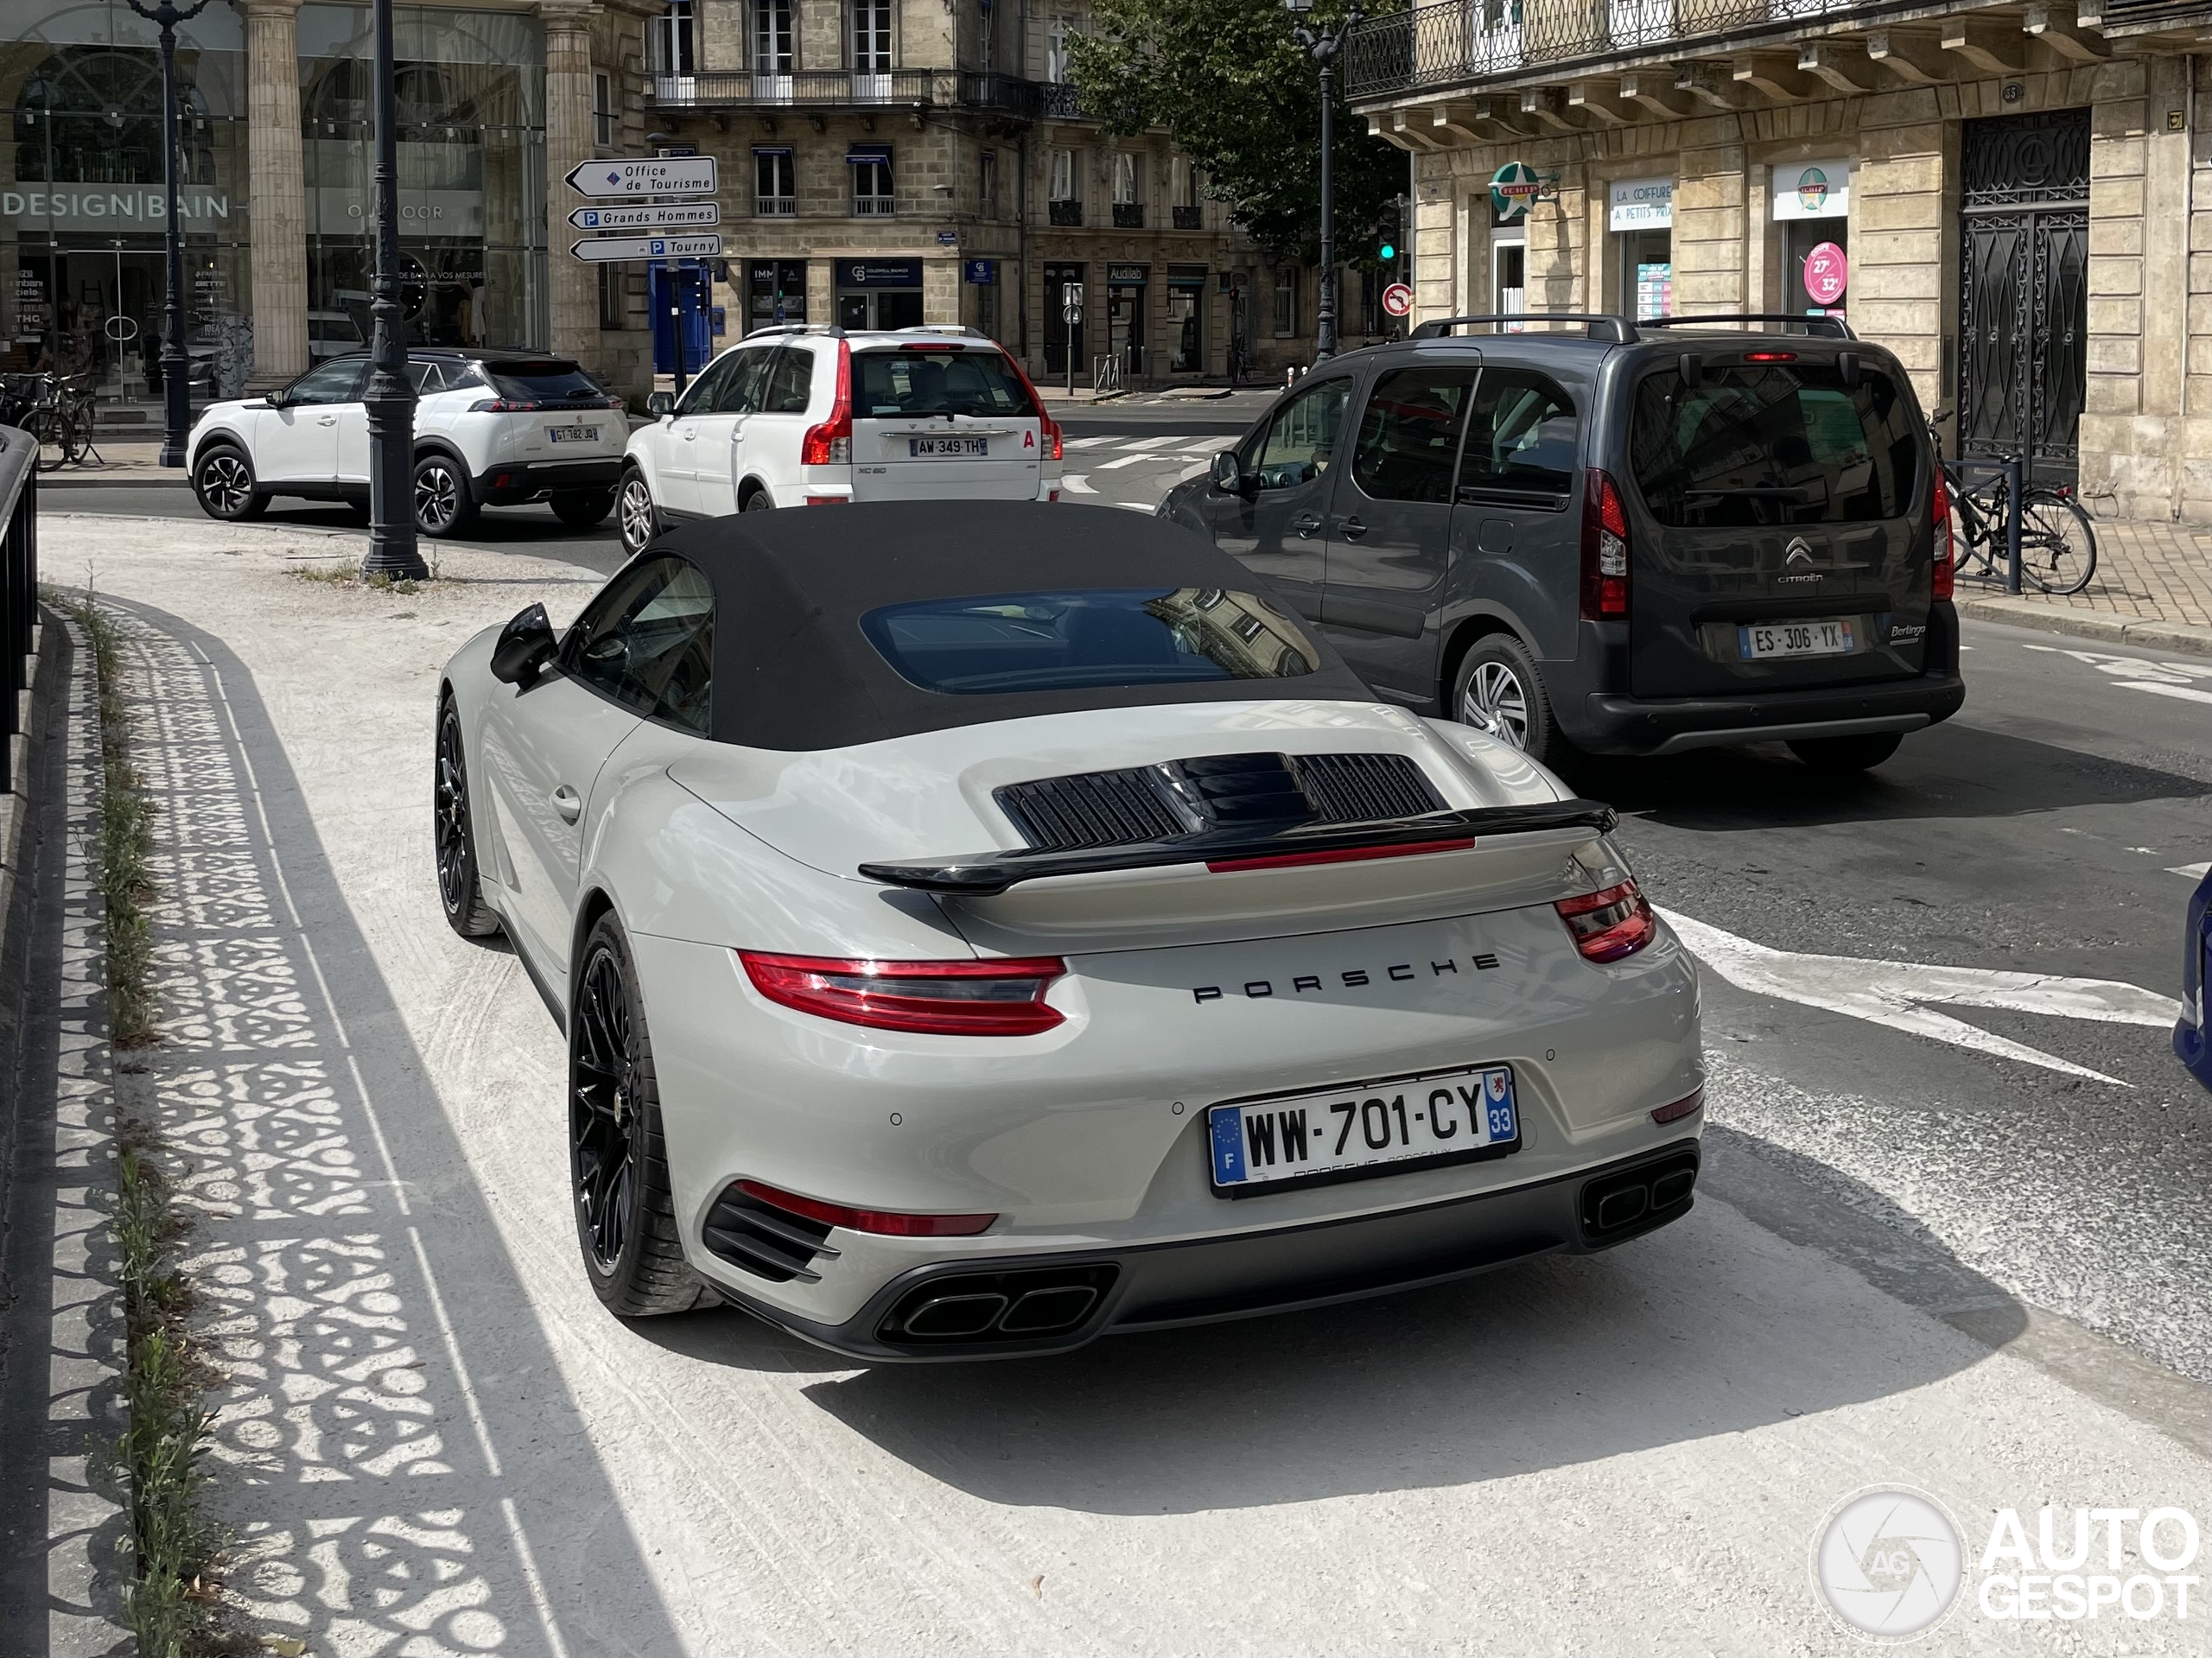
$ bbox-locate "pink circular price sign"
[1803,241,1849,307]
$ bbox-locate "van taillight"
[1931,466,1955,600]
[800,338,852,467]
[1580,468,1630,621]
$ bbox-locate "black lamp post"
[361,0,426,580]
[122,0,210,468]
[1286,0,1363,365]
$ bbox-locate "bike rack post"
[2004,454,2024,594]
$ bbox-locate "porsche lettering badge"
[1192,954,1502,1003]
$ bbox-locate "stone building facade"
[0,0,658,413]
[644,0,1344,386]
[1347,0,2212,522]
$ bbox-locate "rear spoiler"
[858,800,1619,897]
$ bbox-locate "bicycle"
[1929,410,2097,596]
[2,371,98,471]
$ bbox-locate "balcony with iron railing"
[1342,0,2164,106]
[649,68,1047,115]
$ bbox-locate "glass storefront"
[299,5,546,353]
[0,0,252,404]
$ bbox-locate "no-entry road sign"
[565,157,718,199]
[569,233,722,263]
[569,202,721,232]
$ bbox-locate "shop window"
[852,0,893,73]
[593,72,614,150]
[755,148,795,216]
[651,0,696,76]
[851,148,893,216]
[599,264,626,331]
[1273,267,1298,338]
[753,0,794,75]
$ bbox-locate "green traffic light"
[1379,242,1396,262]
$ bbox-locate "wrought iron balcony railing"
[1112,202,1145,228]
[1172,204,1204,230]
[1049,198,1084,226]
[1340,0,2126,98]
[650,69,1046,116]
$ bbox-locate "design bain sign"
[1,188,236,229]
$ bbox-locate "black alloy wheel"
[551,486,615,528]
[569,913,710,1317]
[413,453,480,537]
[617,469,658,555]
[434,699,501,938]
[192,443,268,521]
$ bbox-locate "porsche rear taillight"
[1580,467,1630,621]
[735,1179,996,1237]
[738,950,1067,1036]
[1931,466,1955,600]
[1554,879,1656,963]
[800,339,852,467]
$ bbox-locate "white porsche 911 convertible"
[435,501,1704,1358]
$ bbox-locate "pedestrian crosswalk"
[1063,433,1223,464]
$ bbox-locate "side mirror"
[490,602,558,688]
[264,388,288,410]
[1210,450,1248,494]
[646,391,677,417]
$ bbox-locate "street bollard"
[2004,454,2024,594]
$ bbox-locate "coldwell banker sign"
[1,188,235,231]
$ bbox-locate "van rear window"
[855,348,1034,419]
[1629,365,1920,526]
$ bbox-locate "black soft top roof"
[649,501,1376,752]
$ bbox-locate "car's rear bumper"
[708,1136,1701,1362]
[474,458,620,504]
[1557,604,1965,755]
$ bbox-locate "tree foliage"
[1065,0,1409,268]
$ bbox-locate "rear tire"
[551,486,614,528]
[412,453,480,537]
[617,468,659,556]
[741,488,774,512]
[2019,491,2098,596]
[569,913,710,1318]
[191,443,268,521]
[1788,732,1904,772]
[1452,633,1572,766]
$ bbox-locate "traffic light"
[1378,241,1396,264]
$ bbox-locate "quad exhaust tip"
[1580,1147,1699,1243]
[879,1263,1120,1346]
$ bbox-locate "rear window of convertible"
[1629,363,1922,527]
[861,588,1320,694]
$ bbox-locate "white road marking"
[1658,907,2179,1086]
[1096,452,1159,471]
[1063,435,1117,450]
[2117,680,2212,706]
[1112,501,1154,512]
[1115,435,1183,450]
[2172,861,2212,880]
[1061,473,1096,494]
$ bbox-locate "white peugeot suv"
[616,325,1063,553]
[188,348,629,537]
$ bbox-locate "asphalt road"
[26,461,2212,1650]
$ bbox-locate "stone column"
[243,0,308,390]
[541,0,601,365]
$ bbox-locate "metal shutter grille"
[998,767,1184,853]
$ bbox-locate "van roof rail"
[1639,313,1857,340]
[1410,313,1636,344]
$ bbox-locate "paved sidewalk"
[1936,515,2212,656]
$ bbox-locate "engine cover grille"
[995,752,1445,854]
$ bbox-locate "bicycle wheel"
[2018,491,2097,595]
[61,402,92,465]
[29,410,67,473]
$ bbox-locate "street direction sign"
[1382,282,1414,318]
[569,202,721,231]
[565,156,718,198]
[569,234,722,263]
